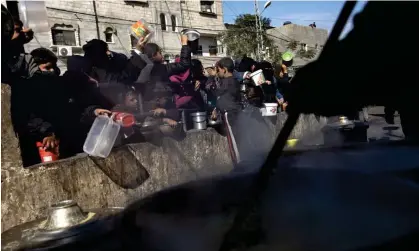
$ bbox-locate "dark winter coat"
[13,70,110,162]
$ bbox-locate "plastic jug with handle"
[83,114,121,158]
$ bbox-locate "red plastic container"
[114,112,135,128]
[36,142,59,163]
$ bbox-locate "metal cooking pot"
[190,112,207,130]
[1,200,122,251]
[181,28,200,41]
[136,119,161,129]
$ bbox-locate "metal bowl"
[181,28,200,41]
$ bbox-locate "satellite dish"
[60,47,69,56]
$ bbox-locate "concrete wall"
[181,0,224,36]
[199,36,217,56]
[267,24,328,50]
[266,24,328,66]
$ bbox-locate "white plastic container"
[260,108,267,116]
[83,115,121,158]
[263,103,278,116]
[249,69,265,86]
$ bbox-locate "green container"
[282,51,294,62]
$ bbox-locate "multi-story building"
[4,0,226,70]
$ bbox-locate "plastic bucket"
[282,51,294,67]
[36,142,59,163]
[286,139,299,148]
[263,103,278,116]
[249,69,265,86]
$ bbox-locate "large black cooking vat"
[3,141,418,251]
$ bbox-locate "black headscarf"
[238,56,256,72]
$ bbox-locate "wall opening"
[171,15,177,32]
[160,13,167,31]
[104,27,114,43]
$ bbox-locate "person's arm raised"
[166,35,191,75]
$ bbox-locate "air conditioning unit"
[57,46,73,57]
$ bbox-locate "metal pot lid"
[191,112,207,116]
[136,119,161,129]
[1,200,122,251]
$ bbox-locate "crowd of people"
[3,18,293,168]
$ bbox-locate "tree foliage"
[267,47,282,64]
[219,14,276,60]
[287,40,298,50]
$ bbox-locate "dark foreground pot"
[1,201,122,251]
[7,141,419,251]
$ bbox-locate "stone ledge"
[2,81,325,231]
[1,129,233,232]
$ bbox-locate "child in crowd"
[210,57,241,164]
[113,86,139,113]
[211,57,273,169]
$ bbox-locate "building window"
[51,26,77,46]
[200,1,215,13]
[209,45,217,56]
[104,27,114,43]
[171,15,177,32]
[218,45,224,54]
[194,45,203,56]
[160,13,167,31]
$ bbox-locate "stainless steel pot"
[181,28,200,41]
[190,112,207,130]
